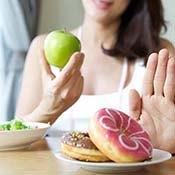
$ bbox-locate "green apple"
[44,29,81,68]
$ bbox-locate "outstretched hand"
[129,49,175,153]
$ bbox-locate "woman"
[16,0,175,152]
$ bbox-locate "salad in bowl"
[0,120,32,131]
[0,119,50,151]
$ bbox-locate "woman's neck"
[82,15,120,48]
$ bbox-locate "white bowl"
[0,121,50,151]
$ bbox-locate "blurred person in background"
[16,0,175,153]
[0,0,40,120]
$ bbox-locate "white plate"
[0,121,50,151]
[54,149,172,173]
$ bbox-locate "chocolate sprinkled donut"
[61,131,111,162]
[61,132,97,149]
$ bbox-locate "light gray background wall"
[38,0,84,33]
[38,0,175,44]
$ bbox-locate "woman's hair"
[102,0,166,65]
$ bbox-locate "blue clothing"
[0,0,40,120]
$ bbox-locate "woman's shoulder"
[30,34,47,49]
[25,34,48,71]
[160,38,175,57]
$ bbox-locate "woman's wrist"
[39,95,67,120]
[28,105,58,124]
[17,97,66,124]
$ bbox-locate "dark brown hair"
[102,0,167,65]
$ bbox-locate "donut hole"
[121,130,130,137]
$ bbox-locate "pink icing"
[96,108,153,158]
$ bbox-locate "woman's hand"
[129,49,175,153]
[36,51,84,124]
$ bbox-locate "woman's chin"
[89,13,116,25]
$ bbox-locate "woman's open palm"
[129,49,175,153]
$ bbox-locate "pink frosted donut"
[89,108,153,163]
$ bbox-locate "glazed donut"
[61,131,111,162]
[89,108,153,163]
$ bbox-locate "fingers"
[129,89,141,120]
[164,57,175,101]
[142,53,158,96]
[143,48,175,101]
[54,52,84,86]
[40,50,55,79]
[61,71,83,104]
[154,49,169,95]
[70,75,84,104]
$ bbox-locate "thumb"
[129,89,141,120]
[39,50,55,80]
